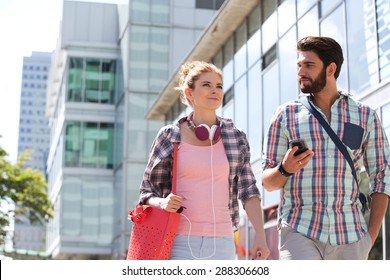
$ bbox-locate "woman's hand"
[251,233,270,260]
[159,193,186,213]
[243,197,270,260]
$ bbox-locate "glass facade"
[377,0,390,81]
[346,0,378,94]
[196,0,225,10]
[61,176,113,244]
[15,52,52,252]
[379,102,390,259]
[128,26,169,91]
[46,2,119,258]
[131,0,170,24]
[17,53,51,173]
[46,0,389,260]
[67,57,116,104]
[64,121,114,169]
[161,0,390,260]
[111,0,221,260]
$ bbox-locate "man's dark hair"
[297,36,344,79]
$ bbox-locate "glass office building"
[148,0,390,259]
[14,52,51,252]
[45,1,120,259]
[17,52,51,173]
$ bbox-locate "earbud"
[194,124,221,141]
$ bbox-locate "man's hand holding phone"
[289,139,308,156]
[276,139,313,178]
[285,138,314,171]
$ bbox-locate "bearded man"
[262,36,390,260]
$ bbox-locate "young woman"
[138,61,269,260]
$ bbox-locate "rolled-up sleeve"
[238,133,261,205]
[262,106,289,170]
[365,111,390,197]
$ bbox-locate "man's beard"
[300,66,327,94]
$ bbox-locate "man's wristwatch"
[277,162,294,177]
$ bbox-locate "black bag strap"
[298,96,359,185]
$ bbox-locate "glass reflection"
[278,0,296,37]
[320,0,342,18]
[346,0,378,94]
[320,5,348,91]
[377,0,390,81]
[248,62,262,157]
[262,0,277,53]
[279,27,299,104]
[234,74,248,133]
[235,22,247,79]
[298,6,319,40]
[248,30,261,68]
[262,63,280,136]
[297,0,317,18]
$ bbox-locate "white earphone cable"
[180,137,217,259]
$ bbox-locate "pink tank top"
[176,140,232,237]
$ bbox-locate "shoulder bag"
[126,143,180,260]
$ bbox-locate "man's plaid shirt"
[263,92,390,245]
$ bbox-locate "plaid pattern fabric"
[139,116,260,229]
[263,92,390,245]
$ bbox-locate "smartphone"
[289,139,308,156]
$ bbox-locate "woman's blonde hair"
[175,61,222,107]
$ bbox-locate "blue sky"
[0,0,118,163]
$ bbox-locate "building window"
[65,121,114,169]
[320,0,342,18]
[262,44,277,70]
[65,122,81,167]
[222,37,234,91]
[381,102,390,139]
[223,88,233,107]
[234,22,247,79]
[346,0,378,95]
[67,57,116,104]
[247,4,261,67]
[129,26,169,91]
[85,59,101,103]
[222,88,234,120]
[261,0,277,52]
[196,0,225,10]
[131,0,170,24]
[377,0,390,81]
